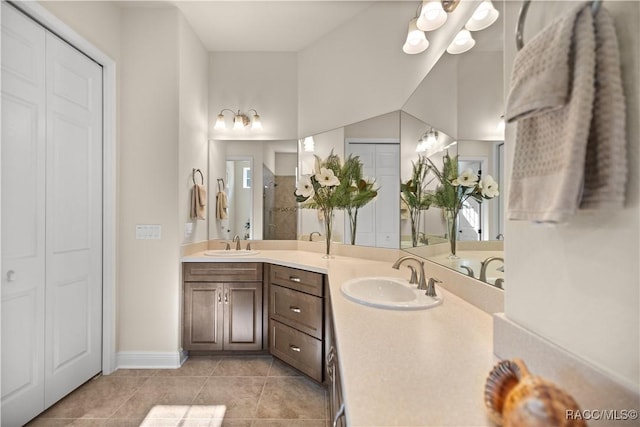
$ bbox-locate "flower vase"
[445,208,459,259]
[323,208,334,259]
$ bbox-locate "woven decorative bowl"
[484,359,586,427]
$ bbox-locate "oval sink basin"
[341,277,443,310]
[204,250,260,257]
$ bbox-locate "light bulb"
[403,18,429,54]
[417,0,447,31]
[465,0,499,32]
[447,29,475,54]
[214,114,226,130]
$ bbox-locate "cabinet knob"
[289,306,302,313]
[289,276,301,283]
[289,345,301,352]
[6,270,16,282]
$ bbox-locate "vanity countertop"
[183,250,496,426]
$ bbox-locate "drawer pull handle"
[289,276,301,282]
[289,345,301,352]
[289,306,302,313]
[224,293,228,303]
[218,293,222,303]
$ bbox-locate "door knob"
[6,270,16,282]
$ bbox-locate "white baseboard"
[115,351,187,370]
[494,313,639,426]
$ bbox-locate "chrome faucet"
[479,256,504,282]
[309,231,322,241]
[232,235,241,250]
[460,265,475,278]
[392,256,427,291]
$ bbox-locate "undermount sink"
[341,277,443,310]
[204,250,260,257]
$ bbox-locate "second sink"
[341,277,443,310]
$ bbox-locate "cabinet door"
[224,282,263,351]
[183,283,223,351]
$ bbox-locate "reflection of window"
[243,167,251,189]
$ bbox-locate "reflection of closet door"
[346,143,400,248]
[1,4,47,425]
[44,31,103,407]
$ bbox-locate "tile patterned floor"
[25,356,328,427]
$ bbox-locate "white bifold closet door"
[1,3,103,426]
[345,143,400,249]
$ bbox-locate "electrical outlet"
[136,224,161,240]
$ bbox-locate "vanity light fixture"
[446,29,476,54]
[214,108,263,130]
[465,0,499,31]
[403,0,461,55]
[416,128,438,152]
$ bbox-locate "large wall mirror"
[208,1,506,289]
[208,140,298,241]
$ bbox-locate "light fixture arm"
[441,0,461,13]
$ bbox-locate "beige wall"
[208,52,298,141]
[119,8,180,353]
[503,0,639,389]
[179,15,209,245]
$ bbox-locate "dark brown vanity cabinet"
[183,263,263,351]
[268,264,325,382]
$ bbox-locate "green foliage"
[401,155,435,212]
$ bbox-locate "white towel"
[505,3,626,223]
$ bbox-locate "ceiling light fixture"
[465,0,499,31]
[214,108,263,130]
[446,29,475,54]
[403,17,429,54]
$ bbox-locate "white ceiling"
[169,1,375,52]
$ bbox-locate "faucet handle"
[225,242,231,251]
[425,278,442,298]
[246,242,252,250]
[407,266,418,285]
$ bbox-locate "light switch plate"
[136,224,161,240]
[184,222,193,237]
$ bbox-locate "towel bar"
[516,0,601,51]
[192,168,204,185]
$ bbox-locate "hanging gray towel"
[505,3,626,223]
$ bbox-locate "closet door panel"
[1,3,47,426]
[44,32,103,408]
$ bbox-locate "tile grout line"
[109,373,158,421]
[252,356,274,423]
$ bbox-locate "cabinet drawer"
[184,262,262,282]
[270,284,322,339]
[270,265,323,296]
[270,320,322,382]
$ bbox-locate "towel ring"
[192,168,204,185]
[516,0,601,51]
[217,178,225,192]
